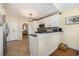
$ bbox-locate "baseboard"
[7,39,22,42]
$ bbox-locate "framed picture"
[66,15,79,25]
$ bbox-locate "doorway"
[22,23,30,55]
[22,23,28,40]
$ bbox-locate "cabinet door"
[29,36,38,56]
[28,21,38,34]
[28,22,33,34]
[0,26,3,56]
[39,33,61,56]
[32,21,38,33]
[44,14,59,27]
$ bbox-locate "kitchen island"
[29,32,62,56]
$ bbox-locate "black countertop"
[29,34,37,37]
[35,31,63,34]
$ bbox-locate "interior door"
[7,21,19,41]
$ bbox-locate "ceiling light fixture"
[27,11,35,22]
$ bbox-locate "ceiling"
[5,3,79,19]
[5,3,58,19]
[54,3,79,11]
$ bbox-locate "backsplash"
[36,24,62,33]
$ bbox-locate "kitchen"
[0,3,79,56]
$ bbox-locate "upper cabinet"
[37,14,60,27]
[28,13,60,34]
[45,14,60,27]
[28,21,38,34]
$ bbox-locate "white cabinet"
[29,36,38,56]
[0,26,3,56]
[38,33,61,56]
[45,14,59,27]
[28,21,39,56]
[29,32,61,56]
[38,14,60,27]
[28,21,38,34]
[28,22,33,34]
[28,14,60,56]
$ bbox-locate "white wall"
[7,21,22,41]
[60,7,79,50]
[6,15,28,41]
[0,6,23,41]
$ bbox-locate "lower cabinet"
[29,33,61,56]
[29,36,38,56]
[38,33,61,56]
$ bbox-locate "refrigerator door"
[0,26,3,56]
[3,23,9,55]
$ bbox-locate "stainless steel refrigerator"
[3,22,9,56]
[0,15,9,56]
